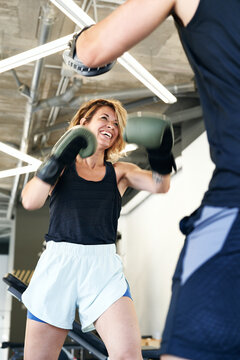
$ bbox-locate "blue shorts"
[160,205,240,360]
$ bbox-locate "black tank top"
[45,161,122,245]
[173,0,240,207]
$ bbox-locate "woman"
[21,98,171,360]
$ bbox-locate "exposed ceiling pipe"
[11,69,31,100]
[43,76,70,128]
[31,85,199,140]
[33,78,82,112]
[124,96,160,110]
[31,82,195,112]
[85,0,94,14]
[32,146,53,157]
[164,106,202,124]
[34,121,70,137]
[82,0,89,9]
[68,82,196,109]
[33,75,72,155]
[7,4,55,220]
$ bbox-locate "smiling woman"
[68,98,127,163]
[20,97,172,360]
[69,99,127,161]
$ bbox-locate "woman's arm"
[21,176,52,210]
[116,161,170,196]
[21,126,97,210]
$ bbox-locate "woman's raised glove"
[123,113,176,174]
[36,126,97,185]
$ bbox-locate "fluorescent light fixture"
[0,142,42,179]
[0,34,74,74]
[118,53,176,104]
[0,142,42,166]
[0,165,39,179]
[50,0,95,27]
[50,0,177,104]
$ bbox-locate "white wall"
[118,132,215,337]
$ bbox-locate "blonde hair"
[68,98,127,162]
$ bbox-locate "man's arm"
[76,0,176,67]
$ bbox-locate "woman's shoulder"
[113,161,138,177]
[113,161,130,170]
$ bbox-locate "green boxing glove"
[123,113,176,174]
[36,126,97,185]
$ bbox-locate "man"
[71,1,240,359]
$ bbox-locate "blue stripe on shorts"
[123,281,132,300]
[27,310,46,323]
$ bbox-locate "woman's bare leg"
[94,296,142,360]
[24,318,68,360]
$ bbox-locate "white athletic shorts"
[22,241,128,332]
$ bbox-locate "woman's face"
[83,106,119,149]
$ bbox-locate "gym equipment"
[3,273,162,360]
[1,341,23,360]
[0,341,81,360]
